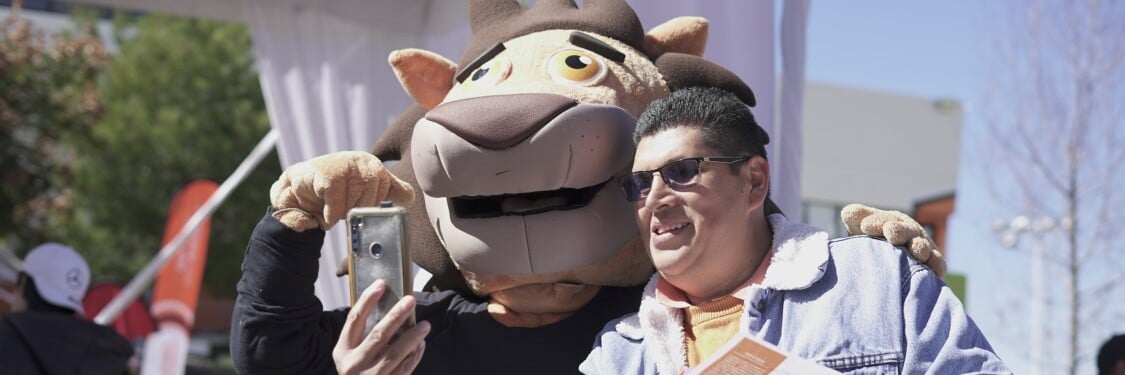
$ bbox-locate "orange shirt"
[655,249,774,367]
[683,295,744,367]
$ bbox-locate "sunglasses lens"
[621,172,652,202]
[662,159,700,187]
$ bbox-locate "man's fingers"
[393,341,427,375]
[334,280,387,371]
[356,295,418,356]
[342,279,387,348]
[372,321,430,375]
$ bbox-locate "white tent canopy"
[70,0,807,310]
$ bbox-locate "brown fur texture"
[388,49,457,109]
[643,16,708,58]
[840,203,947,276]
[269,151,414,232]
[459,0,645,69]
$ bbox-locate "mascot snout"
[410,97,639,275]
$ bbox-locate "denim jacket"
[580,215,1010,374]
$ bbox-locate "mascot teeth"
[450,181,607,218]
[500,196,568,213]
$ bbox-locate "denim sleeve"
[581,317,657,375]
[580,332,611,375]
[901,265,1012,374]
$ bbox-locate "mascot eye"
[547,49,606,84]
[471,67,490,81]
[464,58,509,88]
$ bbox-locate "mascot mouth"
[450,180,609,218]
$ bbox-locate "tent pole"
[94,129,279,325]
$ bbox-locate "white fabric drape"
[245,0,468,309]
[777,0,810,219]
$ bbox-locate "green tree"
[67,13,280,297]
[1,6,107,252]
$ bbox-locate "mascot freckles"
[230,0,946,374]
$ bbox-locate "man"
[581,87,1009,374]
[0,243,133,374]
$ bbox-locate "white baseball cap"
[22,243,90,314]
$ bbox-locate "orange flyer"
[689,332,840,375]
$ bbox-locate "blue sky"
[806,2,1123,374]
[807,1,980,101]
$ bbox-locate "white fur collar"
[760,213,830,291]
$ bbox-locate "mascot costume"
[231,0,946,373]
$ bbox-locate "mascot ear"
[644,16,708,57]
[389,48,458,109]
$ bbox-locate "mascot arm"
[841,203,947,277]
[270,151,415,232]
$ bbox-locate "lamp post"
[992,215,1070,375]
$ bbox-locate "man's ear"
[746,156,770,205]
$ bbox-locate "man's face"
[632,126,758,288]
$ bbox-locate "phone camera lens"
[369,242,383,259]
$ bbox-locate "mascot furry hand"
[231,1,944,374]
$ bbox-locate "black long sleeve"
[230,207,346,374]
[230,207,647,374]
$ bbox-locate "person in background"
[581,87,1009,374]
[1099,334,1125,375]
[0,242,133,374]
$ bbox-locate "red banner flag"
[143,180,218,374]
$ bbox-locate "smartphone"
[346,204,414,337]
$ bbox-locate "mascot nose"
[425,93,577,150]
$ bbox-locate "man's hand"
[333,280,430,375]
[270,151,415,232]
[841,204,947,277]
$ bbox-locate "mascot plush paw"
[269,151,414,232]
[840,203,947,276]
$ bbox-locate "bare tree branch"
[981,1,1123,373]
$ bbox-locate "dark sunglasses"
[619,156,750,202]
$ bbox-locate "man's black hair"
[1098,334,1125,375]
[634,86,770,163]
[634,86,782,215]
[19,272,78,315]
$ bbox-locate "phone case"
[346,205,413,336]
